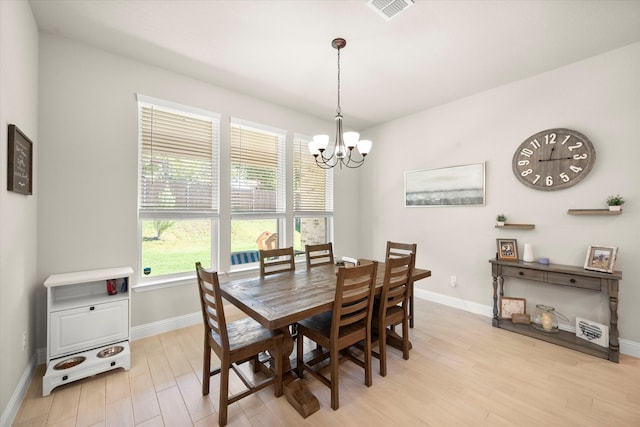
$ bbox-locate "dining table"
[219,262,431,417]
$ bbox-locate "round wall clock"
[512,128,596,191]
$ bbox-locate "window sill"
[132,267,261,292]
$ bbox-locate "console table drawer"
[546,272,601,291]
[501,265,545,281]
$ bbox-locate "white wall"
[360,42,640,343]
[36,34,362,331]
[0,0,39,422]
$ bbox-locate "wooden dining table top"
[220,263,431,331]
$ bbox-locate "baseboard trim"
[414,289,640,358]
[130,311,201,340]
[0,354,37,427]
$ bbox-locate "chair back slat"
[386,241,417,263]
[305,243,335,268]
[259,247,296,276]
[196,262,228,348]
[333,261,378,333]
[380,254,413,314]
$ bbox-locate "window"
[230,119,286,267]
[137,95,219,280]
[293,135,334,256]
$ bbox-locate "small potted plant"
[606,194,624,211]
[496,214,507,226]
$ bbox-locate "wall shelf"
[567,209,622,216]
[495,223,535,229]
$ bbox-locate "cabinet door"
[49,300,128,358]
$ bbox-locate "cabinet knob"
[570,278,576,283]
[518,271,524,276]
[89,306,95,311]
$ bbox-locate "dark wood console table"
[489,259,622,362]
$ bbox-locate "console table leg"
[608,279,620,362]
[492,275,499,326]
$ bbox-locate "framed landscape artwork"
[404,162,485,207]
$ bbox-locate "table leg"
[279,327,320,417]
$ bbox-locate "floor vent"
[367,0,414,21]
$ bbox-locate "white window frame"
[136,94,220,287]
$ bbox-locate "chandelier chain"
[336,47,341,116]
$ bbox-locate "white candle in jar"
[541,311,553,330]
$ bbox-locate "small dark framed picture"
[497,238,518,261]
[584,245,617,273]
[7,124,33,195]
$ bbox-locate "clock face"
[512,128,596,191]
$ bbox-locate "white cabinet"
[43,266,133,396]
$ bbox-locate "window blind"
[230,120,286,214]
[138,104,218,214]
[293,135,333,213]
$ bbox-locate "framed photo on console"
[500,296,526,320]
[496,238,518,261]
[584,245,617,273]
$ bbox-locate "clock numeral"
[532,175,541,184]
[560,135,571,145]
[546,176,553,186]
[568,141,583,151]
[573,153,587,160]
[560,172,570,182]
[545,133,557,144]
[521,169,533,176]
[529,139,541,149]
[520,148,533,158]
[518,160,529,166]
[570,165,583,173]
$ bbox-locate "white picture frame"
[575,317,609,348]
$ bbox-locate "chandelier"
[308,38,372,169]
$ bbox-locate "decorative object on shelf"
[522,243,534,262]
[576,317,609,348]
[538,257,550,265]
[512,128,596,191]
[496,214,506,226]
[496,238,518,261]
[500,296,526,319]
[308,38,372,169]
[606,194,624,211]
[511,312,531,324]
[584,245,618,273]
[405,162,485,207]
[7,124,33,195]
[532,304,568,333]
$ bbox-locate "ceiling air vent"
[367,0,414,21]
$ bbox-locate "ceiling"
[28,0,640,130]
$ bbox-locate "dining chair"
[195,262,284,426]
[385,241,417,328]
[295,260,379,410]
[371,253,414,376]
[305,242,334,268]
[259,246,295,277]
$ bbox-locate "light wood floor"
[13,298,640,426]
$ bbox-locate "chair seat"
[372,304,405,327]
[210,316,280,353]
[298,311,368,342]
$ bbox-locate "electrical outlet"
[22,331,27,351]
[450,275,457,287]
